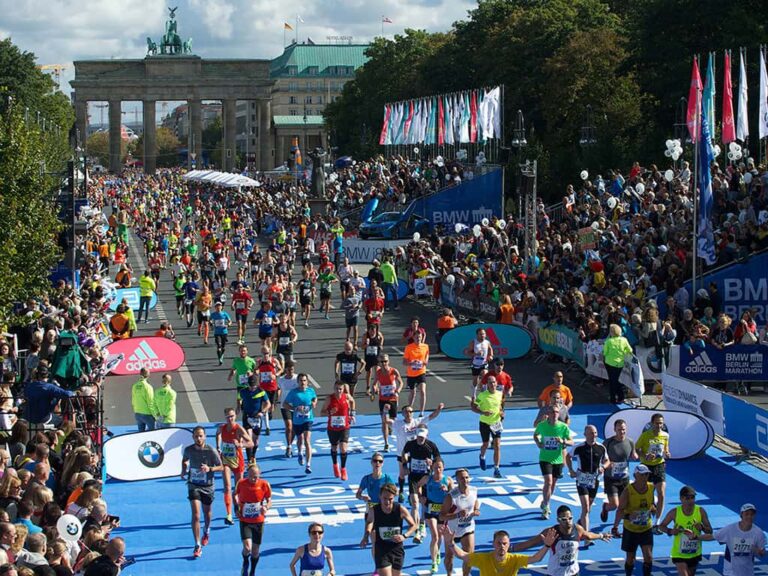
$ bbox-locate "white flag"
[760,48,768,139]
[737,49,749,142]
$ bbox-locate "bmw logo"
[138,441,164,468]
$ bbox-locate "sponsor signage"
[537,324,585,368]
[680,344,768,381]
[661,373,725,435]
[104,427,193,481]
[108,287,158,312]
[363,278,409,302]
[603,408,714,459]
[439,323,533,360]
[341,238,409,263]
[722,394,768,458]
[104,336,185,375]
[584,340,645,397]
[578,227,597,250]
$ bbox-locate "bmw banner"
[104,427,193,481]
[679,344,768,382]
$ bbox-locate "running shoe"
[333,464,341,478]
[193,545,202,558]
[304,321,309,328]
[201,533,210,546]
[398,492,405,504]
[431,560,439,573]
[218,357,223,366]
[383,444,390,452]
[305,465,312,474]
[324,313,329,319]
[479,456,487,471]
[436,551,441,565]
[414,533,423,544]
[493,467,502,478]
[341,468,348,481]
[541,504,550,520]
[298,452,304,466]
[225,515,234,526]
[264,428,270,436]
[600,503,608,523]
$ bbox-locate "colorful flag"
[760,47,768,139]
[703,53,716,138]
[686,56,703,143]
[697,101,716,265]
[722,50,735,144]
[403,101,414,144]
[444,95,454,145]
[469,90,478,143]
[284,22,293,30]
[382,16,393,23]
[437,97,444,145]
[379,105,391,146]
[737,49,749,142]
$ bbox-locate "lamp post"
[511,110,527,221]
[579,104,597,147]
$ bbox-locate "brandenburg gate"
[71,9,275,173]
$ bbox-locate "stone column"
[259,100,272,172]
[222,99,237,172]
[188,99,202,168]
[277,134,286,169]
[108,100,122,173]
[143,100,156,174]
[74,99,87,149]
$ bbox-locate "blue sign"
[362,278,408,302]
[108,287,158,312]
[407,167,503,227]
[439,323,533,360]
[680,344,768,382]
[723,394,768,458]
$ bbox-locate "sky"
[0,0,476,120]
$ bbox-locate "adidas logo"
[125,341,167,371]
[686,351,717,374]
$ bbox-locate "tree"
[134,127,182,168]
[202,116,222,168]
[86,131,110,166]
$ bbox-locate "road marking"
[307,373,321,389]
[129,234,209,423]
[390,346,447,383]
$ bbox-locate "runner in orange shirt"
[216,408,254,527]
[234,463,272,576]
[402,330,430,418]
[536,371,574,409]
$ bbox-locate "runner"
[181,426,223,558]
[256,346,283,436]
[320,381,356,480]
[342,284,362,347]
[173,271,187,317]
[480,358,514,403]
[234,463,271,576]
[338,256,355,300]
[611,464,657,576]
[297,269,316,328]
[283,373,317,474]
[195,285,213,345]
[533,389,572,427]
[363,279,385,328]
[210,301,232,365]
[533,405,573,519]
[471,374,505,478]
[401,427,441,546]
[254,300,278,348]
[216,408,254,526]
[658,485,713,576]
[357,453,397,507]
[566,424,609,532]
[277,361,298,458]
[228,345,256,397]
[238,376,272,463]
[402,330,429,418]
[289,522,336,576]
[402,317,427,345]
[372,354,404,451]
[466,327,493,399]
[274,313,298,364]
[182,271,201,328]
[317,265,337,320]
[416,457,453,574]
[636,413,671,533]
[359,483,417,576]
[231,283,253,344]
[714,503,766,576]
[362,323,385,395]
[512,505,611,575]
[601,419,638,524]
[335,340,364,396]
[441,468,480,576]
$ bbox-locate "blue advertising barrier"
[363,278,409,303]
[722,394,768,458]
[439,323,533,360]
[407,167,503,227]
[679,343,768,382]
[108,287,158,312]
[537,324,586,368]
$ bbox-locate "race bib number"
[185,299,193,306]
[411,459,428,473]
[679,534,699,554]
[341,363,355,374]
[732,539,753,555]
[410,360,423,371]
[331,416,346,428]
[279,336,290,346]
[241,503,260,519]
[200,311,210,318]
[301,570,323,576]
[239,374,249,385]
[457,515,473,529]
[214,318,227,327]
[296,405,310,416]
[260,372,272,383]
[611,462,628,479]
[490,420,503,433]
[260,316,272,327]
[577,471,597,488]
[543,437,561,450]
[378,526,401,541]
[380,384,395,397]
[366,346,378,356]
[190,468,207,485]
[429,502,442,513]
[247,416,262,429]
[631,510,650,526]
[649,441,664,457]
[220,442,236,459]
[472,356,486,368]
[235,301,246,310]
[558,541,578,566]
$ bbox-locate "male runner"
[636,413,671,533]
[238,376,272,463]
[601,419,637,523]
[471,374,505,478]
[210,301,232,365]
[403,330,429,417]
[216,408,254,526]
[441,468,480,576]
[284,373,317,474]
[335,340,364,396]
[234,464,271,576]
[567,424,609,532]
[533,405,573,519]
[321,381,356,480]
[401,427,440,545]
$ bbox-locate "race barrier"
[104,427,193,481]
[679,343,768,382]
[603,408,714,459]
[107,287,158,312]
[661,373,725,435]
[341,238,409,263]
[538,324,585,368]
[104,336,185,375]
[439,323,533,360]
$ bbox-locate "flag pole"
[295,15,299,43]
[381,16,384,36]
[692,77,701,300]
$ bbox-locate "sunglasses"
[372,459,384,464]
[682,494,696,500]
[310,530,324,535]
[557,516,573,522]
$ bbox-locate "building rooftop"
[270,43,369,77]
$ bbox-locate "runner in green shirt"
[317,270,337,320]
[471,375,505,479]
[533,406,573,519]
[227,345,257,393]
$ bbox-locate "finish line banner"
[680,344,768,381]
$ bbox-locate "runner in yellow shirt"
[636,413,671,533]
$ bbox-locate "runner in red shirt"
[216,407,254,526]
[321,381,356,481]
[234,463,272,576]
[480,358,514,401]
[364,292,385,327]
[231,284,253,344]
[371,354,404,453]
[257,347,283,436]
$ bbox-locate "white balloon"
[745,172,753,184]
[498,219,507,229]
[636,183,645,195]
[445,274,455,285]
[413,147,420,154]
[412,232,421,242]
[674,146,683,155]
[664,150,673,158]
[580,170,589,181]
[57,514,82,543]
[729,141,739,152]
[671,152,680,161]
[664,169,674,182]
[591,221,600,231]
[607,197,618,209]
[454,223,463,234]
[665,139,673,149]
[481,218,489,227]
[728,151,735,161]
[713,145,721,157]
[343,218,349,226]
[472,225,482,237]
[734,151,743,160]
[445,174,451,181]
[673,139,682,148]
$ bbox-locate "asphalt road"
[103,236,607,430]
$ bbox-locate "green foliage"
[86,131,111,166]
[133,127,182,168]
[202,115,222,167]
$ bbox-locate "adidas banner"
[439,323,533,360]
[105,337,185,375]
[680,344,768,382]
[104,427,193,481]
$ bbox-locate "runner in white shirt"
[464,328,493,399]
[277,361,299,458]
[440,469,480,576]
[708,503,766,576]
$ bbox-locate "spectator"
[154,374,177,428]
[380,257,399,310]
[23,367,77,426]
[82,537,125,576]
[602,323,633,404]
[130,368,155,432]
[15,532,47,571]
[710,314,735,349]
[734,310,758,345]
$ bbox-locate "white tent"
[183,170,260,188]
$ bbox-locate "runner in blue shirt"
[183,273,201,328]
[210,302,232,365]
[238,376,272,462]
[356,453,396,507]
[283,373,317,474]
[254,300,278,348]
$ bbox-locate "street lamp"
[511,110,527,221]
[579,104,597,147]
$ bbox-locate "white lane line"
[307,373,321,389]
[129,234,209,423]
[390,346,447,383]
